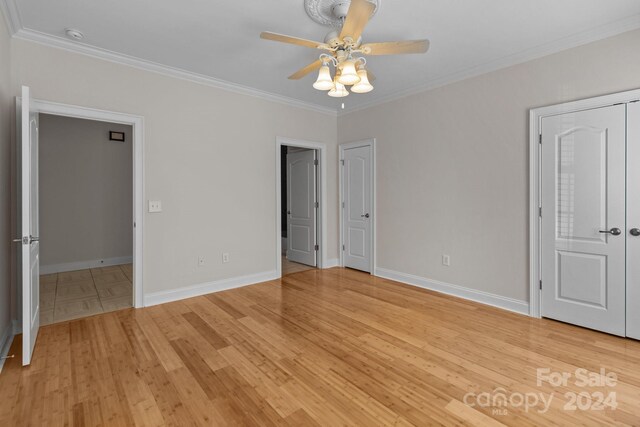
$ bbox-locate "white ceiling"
[6,0,640,112]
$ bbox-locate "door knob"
[361,213,370,218]
[599,228,622,236]
[631,228,640,236]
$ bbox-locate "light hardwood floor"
[1,268,640,425]
[281,256,315,276]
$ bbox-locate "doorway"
[275,137,327,278]
[16,87,144,365]
[281,145,318,275]
[530,89,640,339]
[38,114,134,325]
[340,139,375,273]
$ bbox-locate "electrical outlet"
[148,200,162,213]
[222,253,230,263]
[198,256,205,266]
[442,254,451,267]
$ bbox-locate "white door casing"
[627,101,640,340]
[342,144,373,272]
[287,149,317,267]
[19,85,40,365]
[541,104,626,336]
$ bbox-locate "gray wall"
[338,29,640,303]
[0,10,12,348]
[39,114,133,268]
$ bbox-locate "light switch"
[148,200,162,213]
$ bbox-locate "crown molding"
[340,14,640,115]
[3,0,639,118]
[10,26,338,116]
[0,0,20,35]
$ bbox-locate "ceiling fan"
[260,0,430,98]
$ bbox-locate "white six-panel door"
[19,85,41,365]
[627,101,640,340]
[541,104,626,336]
[287,149,317,267]
[342,144,372,272]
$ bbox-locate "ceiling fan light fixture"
[351,69,373,93]
[337,60,360,85]
[313,64,334,91]
[328,80,349,98]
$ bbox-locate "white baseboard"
[144,270,279,307]
[324,258,340,268]
[0,322,15,373]
[40,256,133,275]
[374,267,530,316]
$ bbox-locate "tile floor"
[39,264,133,325]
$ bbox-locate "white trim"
[144,270,278,307]
[339,139,376,273]
[11,28,337,117]
[324,258,340,268]
[276,137,328,278]
[0,322,14,373]
[375,267,530,316]
[40,256,133,275]
[30,98,145,309]
[340,14,640,115]
[0,0,21,35]
[529,88,640,318]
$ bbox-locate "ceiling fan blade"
[339,0,375,42]
[260,32,327,49]
[288,59,323,80]
[361,40,430,55]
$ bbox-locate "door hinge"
[342,201,345,208]
[539,280,542,290]
[538,134,542,144]
[340,159,344,165]
[314,244,319,251]
[314,201,319,208]
[539,207,542,217]
[342,244,345,251]
[314,159,318,166]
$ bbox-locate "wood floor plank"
[1,267,640,425]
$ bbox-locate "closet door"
[541,104,627,336]
[627,101,640,340]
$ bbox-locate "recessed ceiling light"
[64,28,84,41]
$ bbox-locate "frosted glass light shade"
[328,80,349,97]
[313,65,334,91]
[351,69,373,93]
[337,60,360,85]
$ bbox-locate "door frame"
[20,98,145,308]
[529,88,640,318]
[339,139,376,273]
[275,137,327,278]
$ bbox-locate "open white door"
[342,144,372,273]
[18,86,40,365]
[541,104,626,336]
[286,149,317,266]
